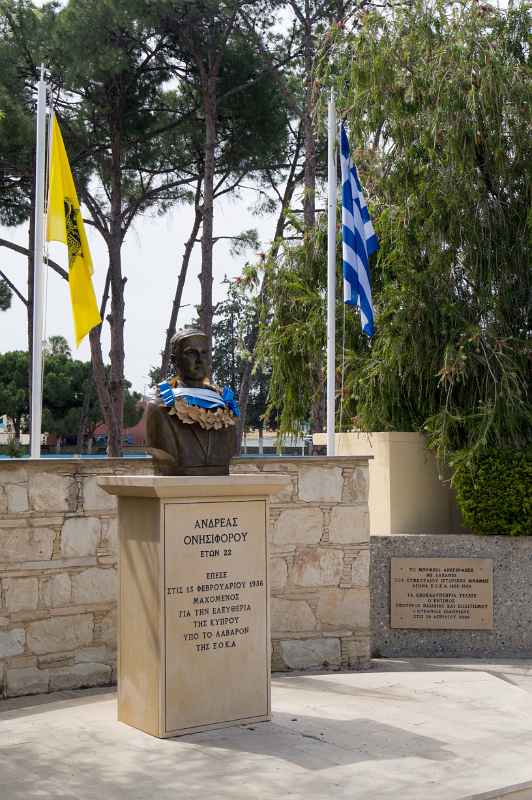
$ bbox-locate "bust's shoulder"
[146,397,166,411]
[145,399,169,430]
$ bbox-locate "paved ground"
[1,659,532,800]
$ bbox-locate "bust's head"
[171,327,209,387]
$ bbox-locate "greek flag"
[340,123,379,336]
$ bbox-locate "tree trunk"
[302,15,316,230]
[76,391,90,453]
[77,268,111,452]
[88,324,116,450]
[161,185,203,378]
[107,120,125,457]
[199,75,217,359]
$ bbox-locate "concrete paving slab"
[370,658,532,694]
[1,661,531,800]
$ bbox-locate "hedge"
[454,449,532,536]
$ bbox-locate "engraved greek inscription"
[391,558,493,630]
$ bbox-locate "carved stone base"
[99,474,289,738]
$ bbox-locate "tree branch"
[205,234,253,245]
[0,270,27,306]
[213,172,249,199]
[121,176,196,236]
[79,189,109,239]
[0,238,68,281]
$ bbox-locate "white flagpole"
[326,90,337,456]
[30,65,48,459]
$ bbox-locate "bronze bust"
[146,327,238,475]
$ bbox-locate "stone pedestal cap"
[98,474,290,499]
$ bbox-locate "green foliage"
[0,350,29,436]
[256,218,372,435]
[214,31,289,180]
[0,278,12,310]
[261,0,531,475]
[212,289,241,391]
[257,226,326,435]
[148,0,291,188]
[453,449,532,536]
[0,0,56,225]
[41,343,97,441]
[0,42,33,223]
[41,337,142,439]
[229,229,259,257]
[263,0,532,464]
[322,0,531,466]
[44,335,71,357]
[50,0,192,226]
[148,364,162,388]
[45,0,290,233]
[212,277,274,432]
[123,386,143,428]
[0,339,141,444]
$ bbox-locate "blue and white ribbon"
[158,382,177,408]
[158,382,240,417]
[221,386,240,417]
[340,123,379,336]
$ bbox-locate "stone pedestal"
[98,475,287,738]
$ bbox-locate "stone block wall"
[232,458,370,672]
[0,455,370,698]
[0,459,151,699]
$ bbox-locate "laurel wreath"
[168,398,236,430]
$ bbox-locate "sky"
[0,189,279,393]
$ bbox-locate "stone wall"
[0,455,370,697]
[371,534,532,658]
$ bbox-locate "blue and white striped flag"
[340,123,379,336]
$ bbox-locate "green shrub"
[454,449,532,536]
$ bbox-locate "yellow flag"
[47,114,101,346]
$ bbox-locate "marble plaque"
[391,557,493,630]
[163,499,269,734]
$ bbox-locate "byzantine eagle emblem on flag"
[63,198,83,266]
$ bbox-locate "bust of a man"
[145,327,239,476]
